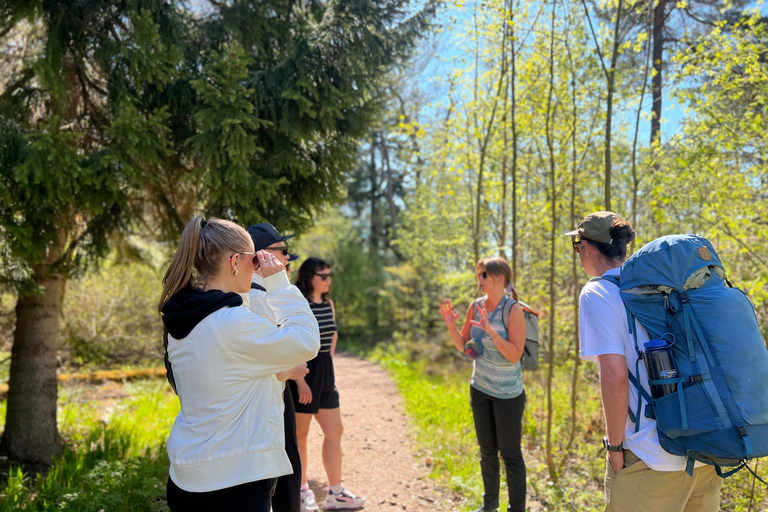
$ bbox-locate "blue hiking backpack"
[609,234,768,478]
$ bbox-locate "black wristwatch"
[603,436,624,452]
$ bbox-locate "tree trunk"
[603,0,624,212]
[2,262,64,465]
[559,35,581,476]
[651,0,667,154]
[499,0,510,260]
[631,4,653,229]
[544,0,558,481]
[581,0,624,212]
[510,7,518,283]
[381,133,399,242]
[369,134,380,254]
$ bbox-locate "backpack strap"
[595,275,650,433]
[501,295,516,332]
[472,297,506,324]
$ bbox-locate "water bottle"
[643,338,679,399]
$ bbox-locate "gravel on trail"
[302,352,460,512]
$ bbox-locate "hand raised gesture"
[254,249,284,278]
[439,300,460,328]
[469,305,494,335]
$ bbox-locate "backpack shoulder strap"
[501,295,516,331]
[593,273,651,432]
[595,274,620,287]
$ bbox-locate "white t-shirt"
[580,268,689,471]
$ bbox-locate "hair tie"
[200,219,207,228]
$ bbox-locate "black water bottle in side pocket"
[643,337,679,399]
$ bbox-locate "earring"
[233,269,239,276]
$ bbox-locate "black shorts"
[292,352,339,414]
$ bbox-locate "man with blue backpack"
[567,211,723,512]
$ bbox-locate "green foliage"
[190,0,435,232]
[0,291,14,351]
[0,3,184,290]
[0,380,178,511]
[371,345,606,511]
[189,42,274,213]
[652,10,768,332]
[0,0,434,293]
[291,210,393,345]
[373,347,768,511]
[61,262,163,368]
[0,0,433,463]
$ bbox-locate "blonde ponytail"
[159,216,204,312]
[158,216,251,312]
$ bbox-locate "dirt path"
[303,353,458,511]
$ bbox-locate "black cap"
[247,223,295,251]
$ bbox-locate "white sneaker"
[301,487,319,511]
[324,487,365,510]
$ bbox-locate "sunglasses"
[314,272,333,281]
[229,251,259,270]
[572,238,586,253]
[265,246,289,256]
[477,271,491,280]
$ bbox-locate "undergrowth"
[371,342,768,512]
[0,380,178,511]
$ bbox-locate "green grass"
[0,354,766,511]
[372,344,768,512]
[0,380,178,511]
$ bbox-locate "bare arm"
[277,363,309,382]
[439,300,473,351]
[499,303,525,363]
[598,353,629,473]
[470,302,525,363]
[329,299,338,357]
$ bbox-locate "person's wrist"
[603,436,624,452]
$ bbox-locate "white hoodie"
[166,272,320,492]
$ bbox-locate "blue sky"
[406,0,768,145]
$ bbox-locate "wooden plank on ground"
[0,367,167,398]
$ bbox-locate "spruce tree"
[0,0,431,465]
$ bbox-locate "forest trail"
[303,352,458,511]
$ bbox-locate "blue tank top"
[469,296,524,399]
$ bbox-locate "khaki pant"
[604,450,722,512]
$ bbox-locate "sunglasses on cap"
[314,271,333,281]
[265,246,289,256]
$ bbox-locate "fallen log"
[0,367,167,398]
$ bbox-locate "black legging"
[272,383,302,512]
[470,386,526,512]
[167,476,276,511]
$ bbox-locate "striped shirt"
[469,297,524,399]
[309,300,335,353]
